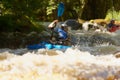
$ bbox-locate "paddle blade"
[57,2,64,17]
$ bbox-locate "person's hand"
[53,20,58,23]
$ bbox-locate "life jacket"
[57,28,67,39]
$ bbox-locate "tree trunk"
[81,0,112,20]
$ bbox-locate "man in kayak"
[107,19,120,32]
[48,20,69,44]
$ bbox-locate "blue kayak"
[27,41,71,50]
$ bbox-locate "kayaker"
[48,20,68,44]
[107,19,119,32]
[107,20,115,28]
[57,23,68,40]
[55,23,69,45]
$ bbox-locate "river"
[0,29,120,80]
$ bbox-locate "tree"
[81,0,120,20]
[0,0,49,32]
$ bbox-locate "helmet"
[61,23,67,27]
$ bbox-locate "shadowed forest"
[0,0,120,32]
[0,0,120,49]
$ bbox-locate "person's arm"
[48,20,58,28]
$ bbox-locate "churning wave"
[71,30,120,47]
[0,48,120,80]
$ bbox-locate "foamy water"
[0,30,120,80]
[0,48,120,80]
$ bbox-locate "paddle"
[49,2,65,43]
[57,2,65,19]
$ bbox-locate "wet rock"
[64,19,82,30]
[114,51,120,58]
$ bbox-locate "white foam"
[0,48,119,80]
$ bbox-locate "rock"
[64,19,82,30]
[114,51,120,58]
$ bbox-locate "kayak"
[27,41,71,50]
[109,26,119,32]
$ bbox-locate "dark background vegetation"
[0,0,120,48]
[0,0,120,33]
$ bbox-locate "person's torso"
[107,23,115,28]
[57,28,67,39]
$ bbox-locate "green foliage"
[46,0,57,16]
[105,0,120,21]
[1,0,120,33]
[73,0,86,18]
[0,0,47,32]
[105,9,120,21]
